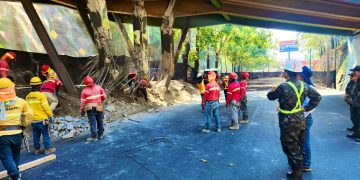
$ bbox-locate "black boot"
[346,133,358,138]
[286,169,303,180]
[347,127,355,131]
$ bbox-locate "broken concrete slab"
[62,130,75,139]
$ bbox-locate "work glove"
[44,120,50,126]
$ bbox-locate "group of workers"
[0,51,64,179]
[197,60,323,179]
[0,52,154,179]
[197,70,250,133]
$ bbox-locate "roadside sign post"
[279,40,299,61]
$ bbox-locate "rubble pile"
[46,80,198,140]
[49,101,147,139]
[50,116,90,139]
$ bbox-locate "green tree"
[222,26,275,71]
[298,33,331,59]
[197,24,234,69]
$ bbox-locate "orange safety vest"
[198,80,205,94]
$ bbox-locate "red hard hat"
[1,52,16,61]
[241,72,249,79]
[229,72,237,79]
[83,76,94,86]
[41,65,50,72]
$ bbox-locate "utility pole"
[309,48,312,69]
[288,51,290,61]
[326,41,331,87]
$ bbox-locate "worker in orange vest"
[0,52,16,79]
[197,71,206,112]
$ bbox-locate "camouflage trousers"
[279,116,305,170]
[351,106,360,136]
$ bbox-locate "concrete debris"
[62,130,75,139]
[50,116,90,139]
[66,123,74,130]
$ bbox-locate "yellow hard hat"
[0,78,14,89]
[30,77,42,86]
[0,78,16,102]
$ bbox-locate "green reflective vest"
[279,81,304,114]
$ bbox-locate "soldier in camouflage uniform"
[347,66,360,142]
[344,72,358,131]
[267,61,321,180]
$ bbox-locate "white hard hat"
[283,60,302,73]
[197,73,202,77]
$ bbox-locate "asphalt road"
[11,88,360,180]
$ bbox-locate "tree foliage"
[220,26,275,71]
[298,33,347,61]
[298,33,331,59]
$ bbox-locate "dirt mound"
[148,80,199,106]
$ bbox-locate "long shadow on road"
[16,91,360,180]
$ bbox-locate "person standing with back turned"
[267,61,321,180]
[298,66,316,172]
[202,71,221,133]
[239,72,249,124]
[0,78,33,180]
[226,72,241,130]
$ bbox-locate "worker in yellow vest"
[197,71,206,112]
[26,77,56,155]
[267,61,321,180]
[0,78,33,180]
[221,75,229,99]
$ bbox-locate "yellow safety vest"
[26,91,53,122]
[279,81,304,114]
[224,81,229,90]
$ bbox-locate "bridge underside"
[34,0,360,36]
